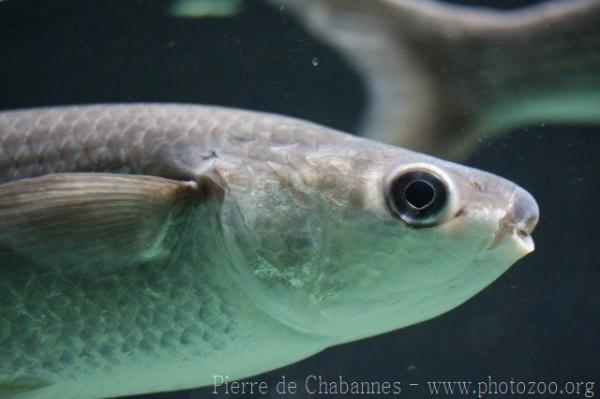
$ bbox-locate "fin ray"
[0,173,203,273]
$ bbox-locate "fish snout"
[489,186,539,254]
[511,187,539,238]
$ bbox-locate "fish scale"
[0,105,352,184]
[1,240,243,391]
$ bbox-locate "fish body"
[0,104,538,398]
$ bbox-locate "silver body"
[0,104,538,398]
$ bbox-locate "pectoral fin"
[0,173,209,272]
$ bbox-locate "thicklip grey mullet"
[0,104,538,399]
[269,0,600,159]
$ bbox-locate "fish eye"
[385,169,449,227]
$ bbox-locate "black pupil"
[386,170,448,225]
[404,179,435,210]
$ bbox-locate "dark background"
[0,0,598,398]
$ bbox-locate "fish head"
[216,139,538,341]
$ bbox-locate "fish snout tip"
[511,186,539,238]
[504,186,539,255]
[489,186,539,254]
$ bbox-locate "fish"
[0,104,538,398]
[168,0,244,18]
[269,0,600,159]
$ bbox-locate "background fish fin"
[272,0,600,159]
[168,0,244,18]
[0,173,209,272]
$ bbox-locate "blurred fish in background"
[168,0,243,18]
[265,0,600,159]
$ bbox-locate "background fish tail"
[274,0,600,159]
[442,0,600,158]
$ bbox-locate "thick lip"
[512,230,535,254]
[489,221,536,254]
[489,186,539,254]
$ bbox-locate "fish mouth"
[489,186,539,254]
[512,229,535,254]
